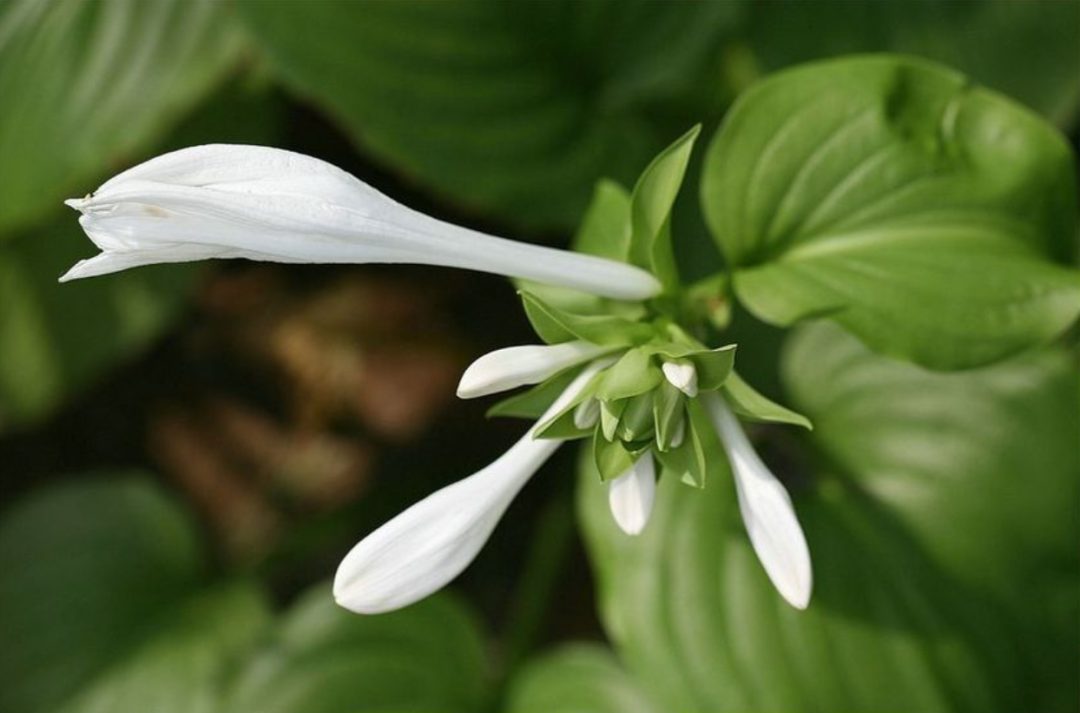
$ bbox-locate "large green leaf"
[0,476,271,713]
[0,0,243,236]
[745,0,1080,128]
[223,586,489,713]
[577,324,1078,712]
[236,0,739,229]
[507,644,661,713]
[701,55,1080,370]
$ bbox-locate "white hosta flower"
[334,361,606,614]
[662,359,698,397]
[457,340,610,399]
[608,454,656,535]
[706,394,812,609]
[61,144,661,301]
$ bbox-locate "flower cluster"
[63,131,813,615]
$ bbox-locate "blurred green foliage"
[0,1,1077,712]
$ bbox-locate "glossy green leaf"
[224,586,489,713]
[520,292,652,347]
[0,215,198,427]
[236,0,739,230]
[0,476,271,713]
[628,125,700,291]
[578,322,1078,712]
[0,0,243,235]
[507,644,662,713]
[721,372,811,429]
[782,323,1079,704]
[702,55,1080,370]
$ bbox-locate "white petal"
[457,341,609,399]
[63,145,660,300]
[608,454,656,536]
[662,359,698,397]
[334,361,604,614]
[706,394,812,609]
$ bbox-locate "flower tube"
[62,144,661,301]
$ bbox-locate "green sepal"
[648,342,737,392]
[629,125,701,293]
[576,179,632,262]
[596,348,663,402]
[520,291,653,346]
[486,367,582,420]
[721,371,812,430]
[593,427,638,482]
[689,345,737,391]
[654,399,725,488]
[617,393,654,443]
[653,381,685,452]
[600,399,627,441]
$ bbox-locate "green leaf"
[0,0,243,235]
[701,55,1080,370]
[0,215,198,427]
[745,0,1080,128]
[224,586,489,713]
[628,125,700,291]
[595,349,662,402]
[616,393,654,443]
[785,323,1080,591]
[520,291,652,346]
[721,372,811,429]
[507,644,662,713]
[488,367,583,420]
[236,0,739,230]
[0,475,271,713]
[578,323,1078,712]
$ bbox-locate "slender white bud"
[62,145,661,301]
[457,341,610,399]
[662,359,698,397]
[705,394,812,609]
[334,361,606,614]
[608,454,656,536]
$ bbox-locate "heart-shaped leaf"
[507,644,662,713]
[701,55,1080,370]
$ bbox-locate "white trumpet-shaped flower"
[662,359,698,397]
[608,454,657,535]
[457,341,610,399]
[706,394,812,609]
[334,361,606,614]
[61,144,661,300]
